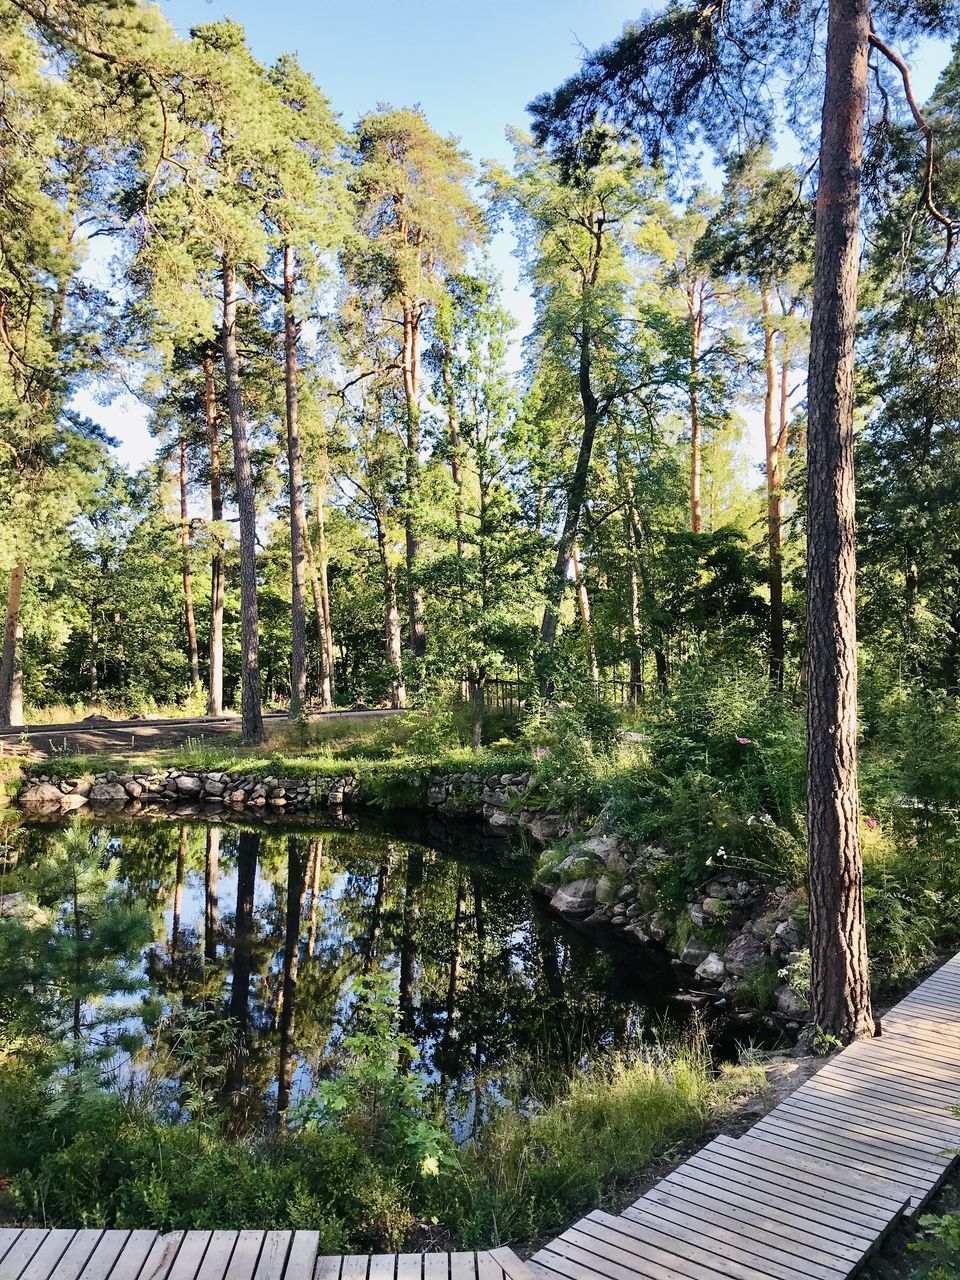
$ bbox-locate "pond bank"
[13,760,808,1037]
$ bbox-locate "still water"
[0,812,690,1138]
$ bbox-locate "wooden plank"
[623,1198,831,1280]
[46,1232,104,1280]
[89,1232,155,1280]
[138,1232,185,1280]
[224,1234,265,1280]
[719,1135,910,1219]
[366,1259,394,1280]
[18,1232,77,1280]
[449,1256,475,1280]
[817,1057,960,1108]
[535,1236,678,1280]
[750,1107,951,1183]
[166,1231,211,1280]
[0,1235,21,1269]
[565,1220,745,1280]
[252,1234,291,1280]
[395,1258,421,1280]
[475,1255,503,1280]
[194,1233,237,1280]
[284,1236,320,1280]
[338,1258,369,1280]
[0,1232,50,1280]
[773,1093,957,1157]
[584,1209,807,1280]
[484,1254,532,1280]
[678,1151,878,1250]
[645,1167,869,1268]
[792,1075,960,1137]
[421,1258,447,1280]
[312,1259,341,1280]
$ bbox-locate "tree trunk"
[374,507,406,709]
[805,0,874,1043]
[179,438,201,692]
[689,294,704,534]
[283,243,308,720]
[221,257,264,745]
[226,830,259,1124]
[305,539,332,709]
[0,561,26,728]
[761,286,785,688]
[171,825,187,960]
[402,303,426,658]
[204,826,219,962]
[572,542,600,683]
[277,837,308,1118]
[398,845,423,1061]
[204,347,226,717]
[624,512,643,705]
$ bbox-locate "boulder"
[19,782,65,808]
[124,780,143,798]
[648,911,671,943]
[700,896,727,917]
[550,878,597,917]
[59,792,89,811]
[680,937,712,968]
[488,808,518,828]
[204,780,225,797]
[175,774,203,796]
[776,985,808,1018]
[595,874,617,905]
[695,952,727,983]
[89,782,129,805]
[723,932,767,977]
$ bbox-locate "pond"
[0,811,694,1140]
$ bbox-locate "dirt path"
[0,708,400,760]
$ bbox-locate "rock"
[748,910,782,940]
[680,937,712,968]
[704,880,732,900]
[488,808,518,828]
[596,875,617,905]
[89,782,129,804]
[124,780,143,798]
[773,916,803,957]
[688,905,709,929]
[550,878,597,917]
[695,952,727,983]
[175,774,203,796]
[776,985,808,1018]
[204,780,225,797]
[526,814,565,844]
[723,932,767,977]
[229,790,246,805]
[624,923,650,944]
[59,792,89,811]
[648,911,671,943]
[700,896,726,917]
[73,779,92,797]
[19,782,65,808]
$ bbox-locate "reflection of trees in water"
[1,819,682,1137]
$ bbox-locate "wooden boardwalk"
[3,954,960,1280]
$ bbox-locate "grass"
[445,1032,765,1246]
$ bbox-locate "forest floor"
[0,707,401,760]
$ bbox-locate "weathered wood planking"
[0,1243,533,1280]
[5,952,960,1280]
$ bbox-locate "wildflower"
[864,816,878,830]
[737,736,752,745]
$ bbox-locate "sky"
[72,2,955,473]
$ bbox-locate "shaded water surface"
[0,814,688,1137]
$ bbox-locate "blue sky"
[76,2,954,470]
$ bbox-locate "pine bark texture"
[283,243,308,719]
[178,438,201,691]
[221,258,265,746]
[805,0,874,1042]
[402,303,426,657]
[761,287,785,688]
[204,348,226,717]
[0,561,26,728]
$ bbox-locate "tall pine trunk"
[761,286,785,688]
[283,244,308,719]
[221,257,264,746]
[179,437,201,692]
[572,543,600,683]
[277,837,308,1119]
[204,826,219,962]
[402,303,426,657]
[374,507,406,709]
[805,0,874,1042]
[688,293,704,534]
[204,348,226,717]
[0,561,26,728]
